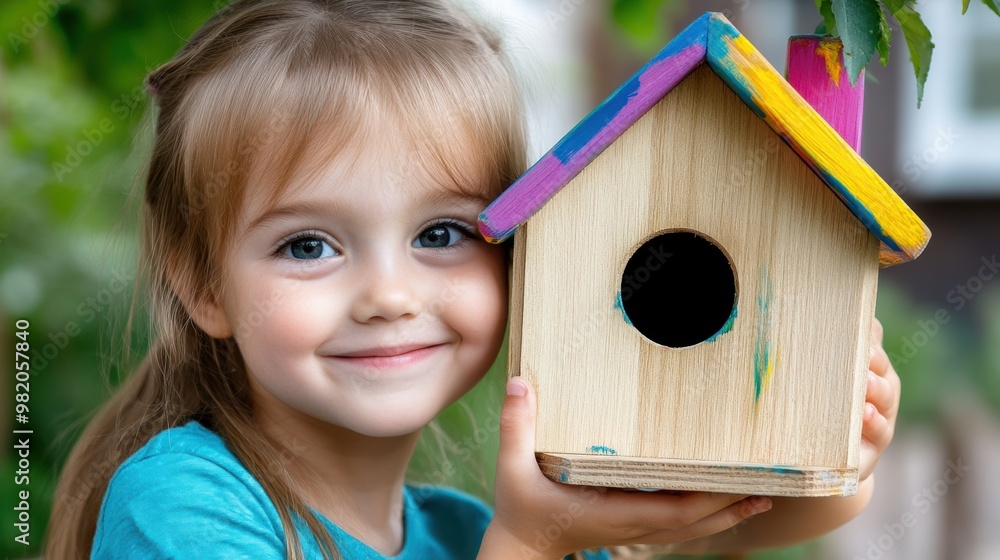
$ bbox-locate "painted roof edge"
[704,14,930,265]
[478,12,931,266]
[476,12,711,243]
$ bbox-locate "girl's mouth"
[328,343,447,369]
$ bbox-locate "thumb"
[496,377,538,480]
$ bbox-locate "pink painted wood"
[786,36,864,153]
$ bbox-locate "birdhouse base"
[537,452,858,497]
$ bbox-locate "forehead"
[239,110,493,225]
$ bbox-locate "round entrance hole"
[619,231,737,348]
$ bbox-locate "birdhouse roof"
[477,12,930,266]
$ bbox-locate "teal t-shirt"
[91,420,610,560]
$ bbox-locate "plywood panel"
[516,65,878,494]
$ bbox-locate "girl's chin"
[338,406,441,438]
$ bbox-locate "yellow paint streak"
[725,33,930,263]
[763,349,777,394]
[815,40,843,86]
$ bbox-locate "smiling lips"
[329,343,447,369]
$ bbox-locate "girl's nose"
[350,259,423,323]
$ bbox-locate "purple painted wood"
[786,36,864,153]
[477,15,927,263]
[477,13,711,243]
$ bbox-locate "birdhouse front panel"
[484,12,930,497]
[512,65,878,496]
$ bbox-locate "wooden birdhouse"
[477,13,930,497]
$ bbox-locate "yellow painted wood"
[713,28,930,265]
[515,65,879,495]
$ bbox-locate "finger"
[865,371,894,415]
[641,496,772,544]
[869,342,890,378]
[496,377,540,482]
[871,317,884,345]
[603,490,750,531]
[862,403,893,451]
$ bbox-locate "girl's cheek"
[447,257,508,343]
[233,279,338,345]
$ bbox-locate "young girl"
[45,1,901,558]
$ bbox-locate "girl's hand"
[482,378,773,560]
[860,317,900,482]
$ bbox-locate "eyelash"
[420,219,478,250]
[270,220,479,259]
[272,229,337,260]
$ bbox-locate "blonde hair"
[45,1,526,558]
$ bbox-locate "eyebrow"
[241,191,492,239]
[422,188,494,208]
[241,199,348,240]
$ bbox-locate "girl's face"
[208,124,508,438]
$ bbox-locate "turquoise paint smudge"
[705,299,738,342]
[753,268,774,405]
[818,168,900,253]
[744,464,799,475]
[705,20,902,257]
[706,23,767,119]
[589,445,617,455]
[613,291,633,326]
[559,473,567,482]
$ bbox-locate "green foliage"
[815,0,840,35]
[875,5,892,66]
[891,5,934,108]
[831,0,882,86]
[610,0,683,53]
[964,0,1000,16]
[1,1,212,556]
[814,0,995,108]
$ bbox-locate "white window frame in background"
[896,1,1000,197]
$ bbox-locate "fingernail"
[506,378,527,397]
[749,496,772,514]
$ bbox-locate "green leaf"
[876,6,892,65]
[963,0,972,14]
[611,0,675,52]
[980,0,1000,17]
[894,5,934,107]
[832,0,882,84]
[815,0,839,35]
[879,0,905,13]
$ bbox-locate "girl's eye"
[281,236,337,260]
[413,224,467,249]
